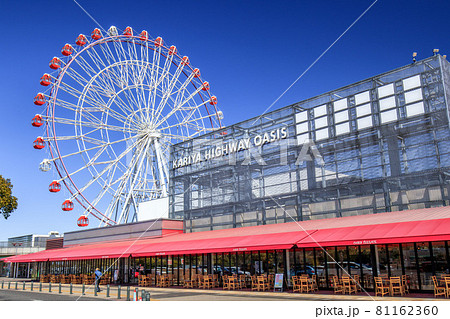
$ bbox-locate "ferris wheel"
[32,26,223,227]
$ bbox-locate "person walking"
[95,268,102,292]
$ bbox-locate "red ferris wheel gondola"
[193,68,201,78]
[77,216,89,227]
[91,28,102,40]
[62,199,74,211]
[76,34,87,46]
[33,137,45,149]
[34,93,45,105]
[168,45,177,55]
[49,57,62,70]
[154,37,163,47]
[31,114,43,127]
[209,96,217,105]
[61,44,74,56]
[49,180,61,193]
[123,26,133,37]
[181,56,189,66]
[40,74,52,86]
[139,30,148,41]
[202,81,210,91]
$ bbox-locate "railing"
[0,241,46,248]
[0,280,150,301]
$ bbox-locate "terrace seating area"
[37,273,110,285]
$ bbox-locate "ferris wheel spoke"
[154,91,208,128]
[152,64,186,126]
[69,137,141,201]
[50,116,136,134]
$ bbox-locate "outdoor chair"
[401,275,410,294]
[292,276,301,293]
[432,276,446,298]
[222,275,230,290]
[445,277,450,298]
[251,275,258,291]
[390,277,404,296]
[342,277,357,294]
[257,275,269,292]
[202,275,213,289]
[213,274,219,288]
[239,275,246,289]
[311,275,319,292]
[374,277,390,297]
[299,276,311,293]
[332,276,343,294]
[229,276,239,290]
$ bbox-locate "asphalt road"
[0,289,109,301]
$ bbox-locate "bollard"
[117,285,121,299]
[94,286,97,296]
[49,282,52,293]
[59,282,62,294]
[106,284,110,298]
[141,289,145,301]
[1,281,3,289]
[8,282,11,289]
[146,291,151,301]
[134,287,139,301]
[31,282,33,291]
[23,281,25,290]
[39,282,42,292]
[82,283,85,295]
[15,282,18,290]
[70,283,73,294]
[126,286,130,301]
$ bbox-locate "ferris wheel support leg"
[117,138,152,224]
[153,138,168,197]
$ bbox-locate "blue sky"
[1,0,450,240]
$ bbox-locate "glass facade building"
[170,55,450,233]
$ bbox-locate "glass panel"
[404,88,423,104]
[335,122,350,135]
[403,75,421,90]
[402,243,420,290]
[406,101,425,117]
[355,91,370,105]
[314,104,327,117]
[432,242,448,278]
[376,245,389,277]
[377,83,394,98]
[295,111,308,123]
[333,99,347,112]
[388,244,402,277]
[360,245,374,289]
[304,248,315,276]
[356,103,371,117]
[315,116,328,129]
[315,127,329,140]
[379,96,396,111]
[416,242,433,290]
[380,109,398,123]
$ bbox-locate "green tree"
[0,175,18,219]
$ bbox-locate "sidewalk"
[0,279,440,301]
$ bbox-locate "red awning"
[132,231,314,257]
[297,218,450,247]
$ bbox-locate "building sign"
[172,127,288,169]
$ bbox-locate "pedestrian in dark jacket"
[95,268,102,292]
